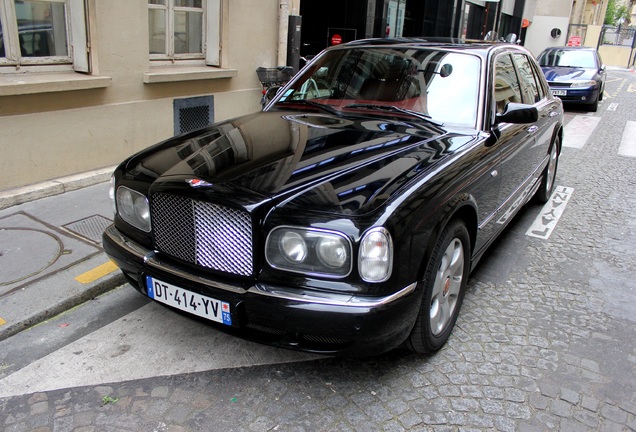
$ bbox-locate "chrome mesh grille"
[152,194,253,276]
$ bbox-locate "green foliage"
[101,395,119,405]
[605,0,630,26]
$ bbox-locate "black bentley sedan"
[103,39,563,356]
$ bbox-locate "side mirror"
[495,103,538,125]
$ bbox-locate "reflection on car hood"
[123,111,473,214]
[541,66,598,82]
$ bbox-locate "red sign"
[331,34,342,45]
[568,36,582,46]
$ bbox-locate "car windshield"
[272,47,481,128]
[538,49,597,68]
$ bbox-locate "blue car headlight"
[266,227,352,278]
[570,80,597,88]
[116,186,151,232]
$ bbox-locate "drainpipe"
[278,0,289,66]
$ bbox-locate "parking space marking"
[607,102,619,111]
[563,115,601,148]
[618,121,636,158]
[526,186,574,240]
[75,261,118,284]
[0,317,6,326]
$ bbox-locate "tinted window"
[513,53,541,104]
[494,54,521,114]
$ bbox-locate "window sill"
[143,65,238,84]
[0,72,112,96]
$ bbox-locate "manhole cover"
[0,228,63,286]
[64,215,113,244]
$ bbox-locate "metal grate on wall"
[173,95,215,135]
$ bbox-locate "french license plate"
[552,89,567,96]
[145,276,232,326]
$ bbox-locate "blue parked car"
[537,46,606,112]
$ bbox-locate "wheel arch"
[413,196,478,282]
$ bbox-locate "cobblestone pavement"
[1,70,636,431]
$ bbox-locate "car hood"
[541,66,598,82]
[123,110,472,214]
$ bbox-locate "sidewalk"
[0,172,125,341]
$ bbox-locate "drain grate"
[64,215,113,244]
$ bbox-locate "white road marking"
[563,115,601,148]
[526,186,574,240]
[0,302,320,398]
[618,121,636,158]
[607,103,619,111]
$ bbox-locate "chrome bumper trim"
[105,225,417,308]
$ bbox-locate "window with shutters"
[148,0,220,66]
[0,0,88,72]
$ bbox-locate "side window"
[512,53,542,104]
[0,0,89,71]
[148,0,220,66]
[494,53,522,115]
[530,61,546,100]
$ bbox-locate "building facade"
[299,0,528,57]
[0,0,299,194]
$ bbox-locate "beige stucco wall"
[585,25,634,68]
[0,0,297,191]
[598,45,634,67]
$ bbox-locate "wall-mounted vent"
[173,95,214,135]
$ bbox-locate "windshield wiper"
[275,99,341,116]
[345,103,443,126]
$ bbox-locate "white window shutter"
[205,0,221,66]
[69,0,90,72]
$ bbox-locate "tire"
[534,137,560,204]
[588,97,598,112]
[405,220,470,354]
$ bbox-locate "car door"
[513,52,560,169]
[491,52,534,226]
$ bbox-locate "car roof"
[334,37,526,58]
[541,46,597,52]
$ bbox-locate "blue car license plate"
[146,276,232,326]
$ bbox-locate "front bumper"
[549,85,599,104]
[102,224,421,356]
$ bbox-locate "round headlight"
[316,237,348,268]
[134,195,150,223]
[280,231,307,263]
[119,188,134,212]
[116,187,151,232]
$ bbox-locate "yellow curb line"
[0,317,6,326]
[75,261,119,284]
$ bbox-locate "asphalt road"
[1,69,635,431]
